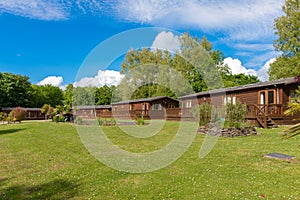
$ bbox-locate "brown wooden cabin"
[74,105,112,119]
[0,107,45,120]
[111,96,180,120]
[179,77,300,128]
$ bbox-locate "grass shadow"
[0,128,27,135]
[0,179,79,199]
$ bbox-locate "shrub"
[6,111,13,124]
[0,112,6,124]
[10,107,27,123]
[52,115,59,123]
[110,118,116,126]
[225,100,247,128]
[97,118,103,126]
[191,103,222,126]
[135,115,145,125]
[76,117,83,125]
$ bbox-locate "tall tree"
[269,0,300,80]
[119,33,258,100]
[64,84,74,107]
[31,84,64,107]
[95,85,116,105]
[0,72,32,107]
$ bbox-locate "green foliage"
[72,86,96,106]
[76,117,82,125]
[0,72,32,107]
[64,84,74,107]
[41,104,52,120]
[97,118,103,126]
[98,118,117,126]
[31,84,64,108]
[191,101,247,128]
[269,56,300,80]
[269,0,300,80]
[119,33,259,100]
[222,73,259,88]
[95,85,115,105]
[135,115,145,125]
[191,103,218,126]
[110,118,116,126]
[0,112,6,124]
[52,115,65,123]
[6,111,13,124]
[225,101,247,128]
[283,86,300,138]
[12,107,27,122]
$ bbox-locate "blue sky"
[0,0,284,88]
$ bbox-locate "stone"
[264,153,295,161]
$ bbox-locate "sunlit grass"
[0,122,299,199]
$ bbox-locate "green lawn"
[0,121,299,199]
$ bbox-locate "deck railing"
[246,104,284,128]
[246,104,284,118]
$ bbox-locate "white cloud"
[0,0,69,20]
[0,0,112,20]
[151,31,180,52]
[116,0,283,41]
[74,70,124,87]
[224,57,257,76]
[38,76,64,87]
[256,58,276,82]
[223,57,276,82]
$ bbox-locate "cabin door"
[258,90,276,113]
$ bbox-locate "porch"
[246,104,285,128]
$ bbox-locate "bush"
[135,116,145,125]
[191,103,222,126]
[191,101,247,129]
[225,100,247,128]
[9,107,27,123]
[52,115,59,123]
[0,112,6,124]
[97,118,103,126]
[76,117,83,125]
[110,118,116,126]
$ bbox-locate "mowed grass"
[0,121,299,199]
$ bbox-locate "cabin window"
[152,104,162,110]
[258,89,276,105]
[268,91,275,104]
[290,90,300,103]
[223,95,236,105]
[185,100,192,108]
[129,104,134,111]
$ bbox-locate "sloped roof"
[74,105,112,110]
[179,77,298,99]
[1,107,42,111]
[111,96,179,105]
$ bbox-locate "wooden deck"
[246,104,284,128]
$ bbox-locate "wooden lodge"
[179,77,300,128]
[2,77,299,128]
[74,105,112,119]
[0,107,45,120]
[111,96,180,120]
